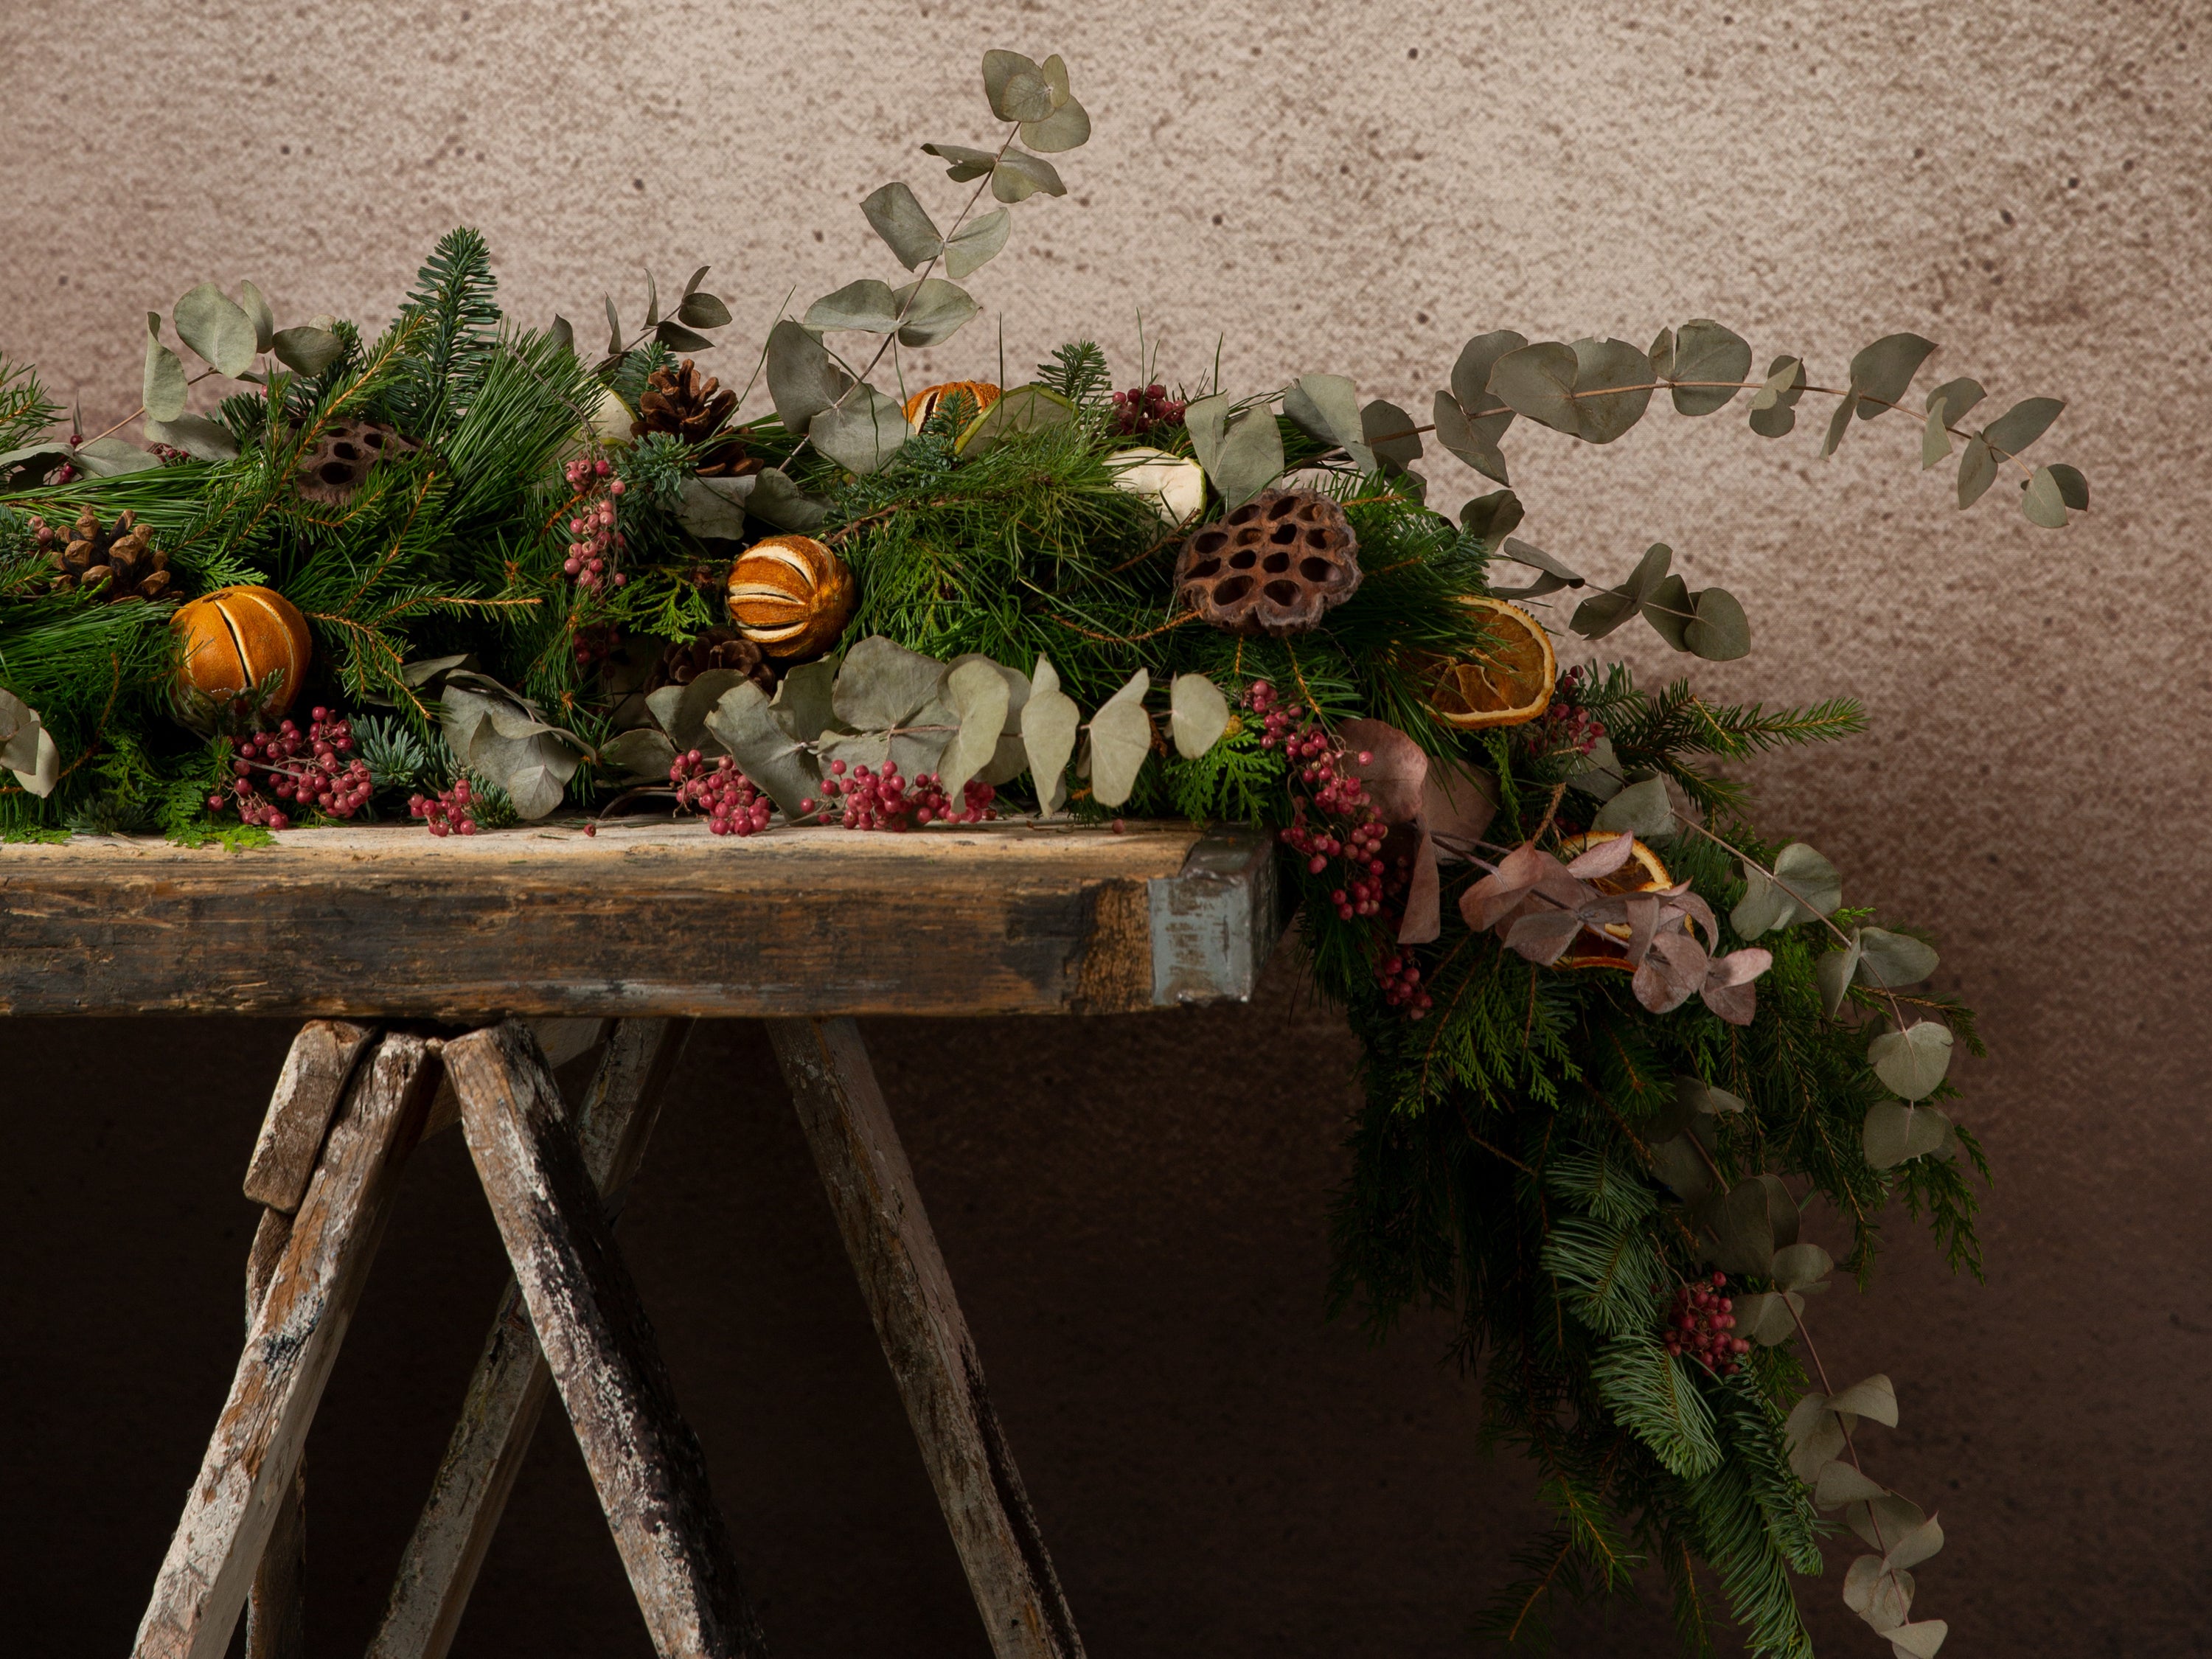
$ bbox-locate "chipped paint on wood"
[1148,830,1282,1006]
[241,1020,375,1212]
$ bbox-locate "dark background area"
[6,928,2208,1657]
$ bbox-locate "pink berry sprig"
[207,707,373,830]
[1110,383,1186,437]
[1248,679,1433,1019]
[571,622,619,670]
[559,455,629,596]
[1663,1271,1752,1377]
[408,776,478,836]
[1537,664,1607,757]
[813,757,997,830]
[670,749,773,837]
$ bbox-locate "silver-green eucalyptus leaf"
[1593,775,1673,840]
[1921,402,1954,468]
[2022,465,2070,527]
[655,320,716,354]
[921,141,998,182]
[142,413,239,462]
[1863,1099,1951,1168]
[804,279,904,334]
[833,635,947,731]
[71,435,161,476]
[1667,319,1753,416]
[676,475,754,539]
[942,208,1011,280]
[1169,672,1230,759]
[1432,390,1508,484]
[1816,934,1863,1016]
[990,150,1066,203]
[597,726,678,780]
[1086,667,1152,809]
[1020,95,1090,153]
[1868,1022,1953,1102]
[891,278,978,347]
[939,658,1012,801]
[1848,333,1938,418]
[1856,927,1938,987]
[174,282,258,377]
[1685,587,1750,661]
[745,466,830,532]
[703,681,820,818]
[0,689,60,797]
[144,313,189,423]
[1925,375,1985,422]
[1746,355,1806,438]
[1955,434,2000,508]
[1488,341,1579,435]
[675,291,731,330]
[770,658,839,744]
[808,386,909,476]
[2047,463,2090,509]
[1209,404,1286,509]
[1362,398,1422,472]
[646,668,754,755]
[1283,373,1370,470]
[955,383,1076,456]
[238,280,276,352]
[1022,654,1080,815]
[1566,337,1655,443]
[860,182,942,271]
[271,325,343,376]
[1982,395,2065,458]
[982,48,1055,122]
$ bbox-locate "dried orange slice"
[1430,598,1557,728]
[1554,832,1675,970]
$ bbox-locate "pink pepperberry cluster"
[571,623,619,670]
[671,749,773,836]
[1664,1272,1752,1377]
[812,757,996,830]
[1111,383,1186,437]
[408,777,479,836]
[1248,681,1433,1018]
[1537,664,1607,757]
[559,455,628,595]
[208,708,372,830]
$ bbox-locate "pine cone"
[644,627,776,696]
[32,507,173,602]
[633,360,757,479]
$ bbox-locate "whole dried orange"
[1430,597,1557,728]
[1554,831,1675,970]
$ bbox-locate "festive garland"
[0,46,2091,1659]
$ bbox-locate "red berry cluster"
[209,708,372,830]
[571,623,619,670]
[560,456,628,595]
[812,757,996,830]
[671,749,773,836]
[1537,664,1607,757]
[1248,681,1432,1018]
[1664,1272,1752,1377]
[1111,383,1186,437]
[408,777,479,836]
[150,443,195,466]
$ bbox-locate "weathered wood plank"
[0,821,1276,1018]
[768,1017,1085,1659]
[132,1034,439,1659]
[369,1019,692,1659]
[242,1020,375,1212]
[242,1209,305,1659]
[445,1022,763,1659]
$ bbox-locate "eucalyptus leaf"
[804,279,904,334]
[605,295,623,355]
[1772,1241,1833,1290]
[703,681,819,817]
[1565,734,1624,800]
[1888,1620,1950,1659]
[1868,1022,1953,1102]
[2022,465,2069,528]
[1647,327,1675,379]
[1704,1177,1780,1277]
[1023,655,1080,815]
[922,141,998,182]
[1458,489,1524,552]
[1649,1133,1715,1204]
[1955,434,2000,507]
[1362,398,1422,473]
[1815,1460,1889,1509]
[1983,395,2065,458]
[1571,338,1655,442]
[271,325,343,376]
[860,181,943,270]
[992,150,1066,203]
[674,291,732,329]
[1211,405,1286,509]
[0,689,60,796]
[1284,374,1369,470]
[2047,463,2090,509]
[1863,1099,1951,1168]
[1184,394,1230,475]
[1020,95,1091,153]
[1924,375,1985,422]
[770,658,839,744]
[548,314,574,355]
[942,208,1011,280]
[1821,392,1857,458]
[891,277,978,347]
[833,635,947,731]
[1685,587,1750,661]
[142,414,239,462]
[1816,935,1864,1016]
[1571,543,1672,640]
[982,48,1056,122]
[643,268,661,328]
[1490,535,1584,601]
[646,668,752,754]
[746,467,830,532]
[676,474,755,539]
[1087,667,1153,809]
[809,386,910,476]
[1770,842,1843,922]
[597,726,678,779]
[1731,1291,1802,1346]
[1431,390,1508,484]
[72,436,161,476]
[1593,775,1672,840]
[238,280,276,352]
[1825,1373,1900,1428]
[1489,341,1579,435]
[939,658,1012,801]
[1921,403,1953,468]
[1641,574,1694,651]
[1746,355,1807,438]
[765,320,855,428]
[1169,672,1230,760]
[1856,927,1938,987]
[1669,319,1751,415]
[174,282,258,377]
[0,442,76,482]
[144,313,188,422]
[947,653,1030,734]
[1848,333,1938,418]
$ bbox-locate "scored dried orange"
[1554,831,1676,970]
[1430,597,1557,728]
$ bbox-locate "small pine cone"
[633,359,737,445]
[644,627,776,696]
[41,507,173,602]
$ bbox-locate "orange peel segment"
[1554,831,1676,970]
[1430,597,1557,729]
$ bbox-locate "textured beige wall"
[7,0,2211,1651]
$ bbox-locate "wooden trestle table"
[0,818,1283,1659]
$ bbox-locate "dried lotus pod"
[295,419,417,505]
[1173,488,1362,637]
[726,535,856,660]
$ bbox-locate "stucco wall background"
[3,1,2208,1653]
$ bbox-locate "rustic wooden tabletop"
[0,820,1282,1019]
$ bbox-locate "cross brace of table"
[132,1015,1088,1659]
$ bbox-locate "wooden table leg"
[133,1031,438,1659]
[369,1018,694,1659]
[767,1017,1086,1659]
[445,1022,765,1659]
